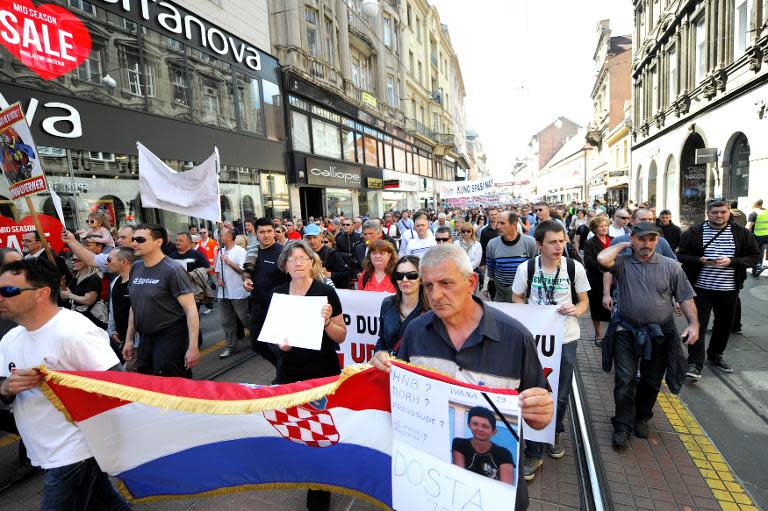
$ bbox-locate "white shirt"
[0,309,118,468]
[511,256,590,343]
[214,245,248,299]
[399,232,436,258]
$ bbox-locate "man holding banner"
[372,243,553,511]
[511,220,590,481]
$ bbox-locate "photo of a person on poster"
[451,406,515,484]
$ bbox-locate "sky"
[429,0,633,179]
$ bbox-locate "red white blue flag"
[39,366,393,508]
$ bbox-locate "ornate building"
[631,0,768,225]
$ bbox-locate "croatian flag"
[40,366,392,507]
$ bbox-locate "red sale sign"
[0,213,64,253]
[0,0,92,80]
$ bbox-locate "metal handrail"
[571,373,607,511]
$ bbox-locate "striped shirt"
[486,234,537,287]
[696,223,736,291]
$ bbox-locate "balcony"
[347,10,375,46]
[405,119,455,150]
[305,56,341,90]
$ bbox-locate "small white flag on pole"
[48,186,66,225]
[137,142,221,223]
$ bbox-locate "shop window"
[238,75,264,133]
[261,173,290,219]
[201,79,220,124]
[363,137,378,166]
[89,152,115,162]
[262,79,284,142]
[326,188,353,217]
[342,128,356,161]
[77,50,103,84]
[125,53,155,97]
[291,111,311,153]
[394,147,406,172]
[171,68,189,106]
[68,0,95,15]
[312,118,341,159]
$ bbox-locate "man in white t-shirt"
[0,259,130,510]
[512,220,590,482]
[214,227,250,358]
[398,210,436,258]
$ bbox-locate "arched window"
[220,195,233,221]
[664,155,676,211]
[680,132,706,225]
[728,133,750,200]
[242,195,255,220]
[648,161,658,207]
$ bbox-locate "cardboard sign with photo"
[390,363,520,511]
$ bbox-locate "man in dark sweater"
[243,218,289,367]
[657,209,682,251]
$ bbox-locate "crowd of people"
[0,195,766,510]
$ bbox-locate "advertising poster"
[390,363,520,511]
[0,103,47,199]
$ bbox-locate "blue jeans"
[41,457,131,511]
[754,236,768,272]
[524,341,577,459]
[611,330,668,433]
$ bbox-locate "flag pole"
[24,196,56,265]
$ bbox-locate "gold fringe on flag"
[38,363,373,416]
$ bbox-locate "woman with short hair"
[582,215,613,344]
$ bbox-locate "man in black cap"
[598,223,699,448]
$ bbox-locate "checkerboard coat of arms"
[263,397,340,448]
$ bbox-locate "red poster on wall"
[0,0,92,80]
[0,213,64,253]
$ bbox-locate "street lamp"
[361,0,380,17]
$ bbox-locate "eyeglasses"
[535,208,545,212]
[461,229,472,233]
[287,256,312,264]
[106,257,112,262]
[322,240,331,245]
[394,271,419,281]
[435,237,451,243]
[0,286,40,298]
[132,236,149,244]
[72,258,82,263]
[617,216,630,220]
[343,223,352,227]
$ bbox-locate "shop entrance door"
[680,133,706,226]
[300,187,324,220]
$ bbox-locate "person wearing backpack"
[511,220,590,482]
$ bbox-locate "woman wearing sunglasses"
[356,239,397,293]
[60,256,107,329]
[374,255,429,357]
[274,226,288,245]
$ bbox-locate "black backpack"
[524,257,578,305]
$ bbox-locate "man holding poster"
[511,220,590,481]
[373,243,552,510]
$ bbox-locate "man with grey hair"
[432,212,450,233]
[354,220,397,268]
[372,243,553,511]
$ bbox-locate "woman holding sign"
[374,255,429,357]
[269,239,347,511]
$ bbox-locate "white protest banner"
[390,363,520,511]
[259,294,326,350]
[49,187,66,225]
[0,103,47,199]
[442,177,495,199]
[138,142,221,223]
[336,289,390,367]
[488,303,564,444]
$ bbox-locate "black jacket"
[318,245,354,289]
[676,221,759,290]
[657,221,682,252]
[334,231,362,255]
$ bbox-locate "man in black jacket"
[334,217,362,256]
[677,199,759,378]
[657,209,682,251]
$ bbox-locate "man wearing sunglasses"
[371,243,553,511]
[123,224,200,378]
[0,259,130,510]
[335,217,362,256]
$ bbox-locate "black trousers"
[688,287,739,368]
[249,303,277,367]
[137,322,192,378]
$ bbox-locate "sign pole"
[24,197,56,265]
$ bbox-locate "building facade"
[631,0,768,225]
[537,130,595,204]
[586,20,633,205]
[0,0,286,234]
[270,0,470,219]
